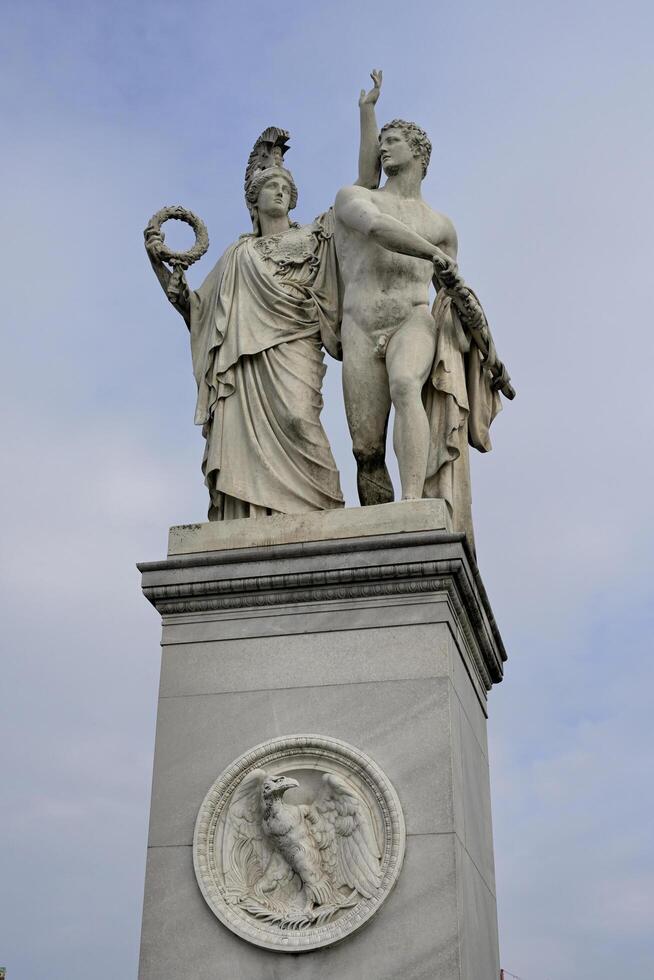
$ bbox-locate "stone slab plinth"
[137,500,506,980]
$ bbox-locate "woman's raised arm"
[144,226,191,329]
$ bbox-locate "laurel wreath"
[145,204,209,269]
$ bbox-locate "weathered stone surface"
[158,622,452,699]
[141,835,462,980]
[168,498,450,555]
[456,837,501,980]
[452,692,495,892]
[148,677,453,848]
[138,504,505,977]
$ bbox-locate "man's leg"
[385,307,436,500]
[341,320,394,506]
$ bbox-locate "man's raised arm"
[356,69,382,190]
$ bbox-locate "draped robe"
[189,214,344,520]
[424,290,502,551]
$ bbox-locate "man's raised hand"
[359,69,383,107]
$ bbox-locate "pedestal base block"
[138,501,506,980]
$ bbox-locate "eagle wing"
[223,768,302,914]
[223,768,271,901]
[308,773,383,900]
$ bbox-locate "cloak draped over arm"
[423,289,502,550]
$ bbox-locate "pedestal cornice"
[138,504,506,691]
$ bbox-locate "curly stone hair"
[379,119,432,178]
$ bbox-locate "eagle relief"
[193,735,406,952]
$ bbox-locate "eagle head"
[261,774,299,802]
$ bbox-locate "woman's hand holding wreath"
[143,204,209,305]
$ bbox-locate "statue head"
[379,119,432,179]
[244,127,298,233]
[245,166,298,234]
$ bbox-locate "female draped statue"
[145,73,383,520]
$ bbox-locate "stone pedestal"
[137,500,506,980]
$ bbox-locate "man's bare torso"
[334,186,455,333]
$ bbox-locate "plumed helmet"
[244,127,298,231]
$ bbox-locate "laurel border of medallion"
[193,734,406,952]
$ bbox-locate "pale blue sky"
[1,2,653,978]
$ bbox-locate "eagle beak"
[280,777,299,791]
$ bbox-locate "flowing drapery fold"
[189,219,343,519]
[424,290,502,549]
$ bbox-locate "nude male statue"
[334,118,462,507]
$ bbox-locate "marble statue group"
[145,71,514,547]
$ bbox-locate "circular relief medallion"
[193,734,405,952]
